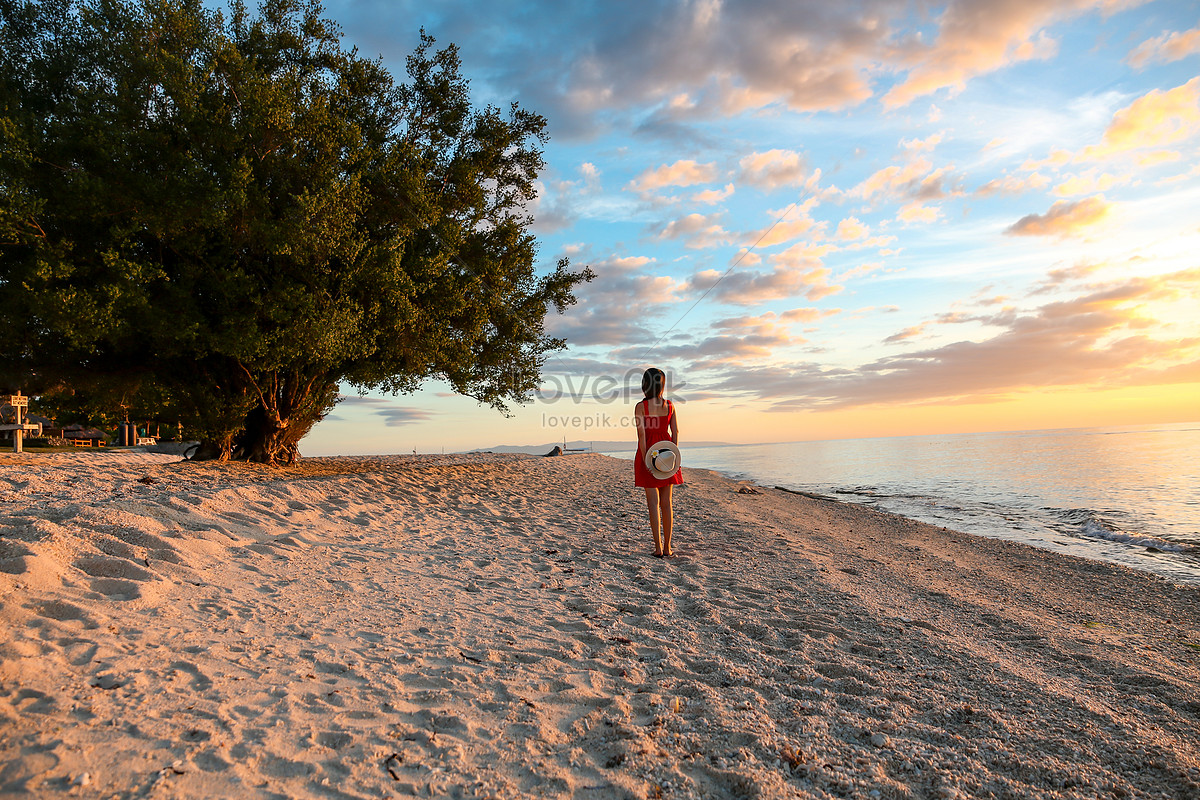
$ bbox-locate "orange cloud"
[779,307,842,323]
[692,183,735,205]
[1005,196,1112,238]
[976,173,1051,196]
[770,241,838,268]
[741,198,821,247]
[846,234,898,251]
[727,248,763,267]
[1020,149,1072,171]
[1137,150,1181,167]
[737,150,808,190]
[835,217,869,241]
[709,269,1200,411]
[854,157,932,198]
[658,212,731,249]
[746,218,818,249]
[884,324,928,344]
[840,262,886,280]
[1052,170,1128,196]
[901,133,944,152]
[882,1,1080,108]
[546,255,682,347]
[629,160,719,193]
[690,264,842,306]
[898,203,940,224]
[1127,27,1200,69]
[1082,77,1200,160]
[853,153,959,214]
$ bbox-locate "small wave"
[1075,517,1185,553]
[833,486,881,497]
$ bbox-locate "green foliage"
[0,0,590,462]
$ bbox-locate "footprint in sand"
[0,542,34,574]
[87,578,142,600]
[169,660,213,690]
[32,600,98,629]
[73,556,154,582]
[61,639,99,666]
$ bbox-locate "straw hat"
[644,441,681,480]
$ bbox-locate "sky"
[302,0,1200,455]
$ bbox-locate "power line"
[636,191,809,363]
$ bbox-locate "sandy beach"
[1,451,1198,799]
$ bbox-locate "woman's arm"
[668,405,679,445]
[634,402,647,454]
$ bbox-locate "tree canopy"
[0,0,590,462]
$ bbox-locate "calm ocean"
[609,422,1200,585]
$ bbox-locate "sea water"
[611,422,1200,585]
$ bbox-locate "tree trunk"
[190,432,236,461]
[232,405,301,464]
[189,370,338,465]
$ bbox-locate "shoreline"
[2,451,1198,798]
[597,435,1200,588]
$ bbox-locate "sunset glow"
[303,0,1200,454]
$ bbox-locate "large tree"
[0,0,590,463]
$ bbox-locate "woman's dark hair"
[641,368,666,399]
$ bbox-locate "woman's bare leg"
[659,484,674,556]
[644,487,663,556]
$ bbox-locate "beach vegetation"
[0,0,590,464]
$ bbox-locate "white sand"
[1,451,1198,799]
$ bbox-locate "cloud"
[336,397,435,427]
[657,212,731,249]
[1020,149,1073,171]
[689,263,842,306]
[692,183,735,205]
[1028,260,1105,294]
[737,150,808,190]
[628,159,719,193]
[545,256,683,347]
[881,1,1088,108]
[852,153,960,212]
[1137,150,1181,167]
[1127,27,1200,69]
[705,269,1200,410]
[898,203,940,224]
[338,0,1134,139]
[835,217,869,241]
[580,162,602,189]
[854,157,933,199]
[727,248,763,267]
[1081,77,1200,160]
[884,324,928,344]
[1052,170,1128,196]
[637,308,844,371]
[901,133,944,152]
[769,241,838,269]
[778,307,843,323]
[845,234,899,252]
[839,262,886,280]
[1004,195,1112,238]
[646,311,806,369]
[740,199,822,247]
[527,180,577,234]
[975,173,1051,196]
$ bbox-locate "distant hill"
[468,440,734,455]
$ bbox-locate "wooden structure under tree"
[1,393,42,453]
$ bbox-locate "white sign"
[6,395,27,407]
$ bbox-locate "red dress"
[634,399,683,488]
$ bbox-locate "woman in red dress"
[634,367,683,557]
